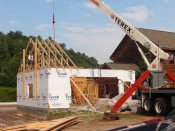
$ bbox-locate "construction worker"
[28,54,33,69]
[26,84,29,98]
[143,81,149,88]
[105,81,110,99]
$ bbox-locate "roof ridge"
[138,27,175,35]
[107,62,136,65]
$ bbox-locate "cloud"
[122,5,151,23]
[35,24,52,31]
[45,0,53,3]
[59,23,125,64]
[8,20,19,25]
[60,23,85,33]
[83,2,97,13]
[162,0,171,3]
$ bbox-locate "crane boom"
[91,0,172,70]
[90,0,175,115]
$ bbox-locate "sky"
[1,0,175,64]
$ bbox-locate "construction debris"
[110,93,139,112]
[95,93,139,113]
[95,98,111,112]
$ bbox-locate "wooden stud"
[3,125,26,131]
[35,39,58,69]
[119,79,130,89]
[70,78,96,112]
[96,82,99,98]
[22,49,26,98]
[46,40,71,68]
[29,38,51,69]
[34,42,38,98]
[18,38,78,73]
[47,40,78,69]
[40,116,79,131]
[42,48,45,67]
[43,40,65,69]
[54,41,77,68]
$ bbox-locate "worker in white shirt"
[28,54,34,69]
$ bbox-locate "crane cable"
[52,0,55,40]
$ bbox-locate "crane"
[91,0,175,116]
[91,0,173,71]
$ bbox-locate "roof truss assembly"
[18,38,78,72]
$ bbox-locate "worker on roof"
[28,53,34,69]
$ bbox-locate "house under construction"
[17,38,135,113]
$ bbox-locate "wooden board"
[3,116,80,131]
[71,77,98,104]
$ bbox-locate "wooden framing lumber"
[46,40,73,69]
[2,125,26,131]
[46,40,68,68]
[29,38,51,69]
[71,77,99,104]
[48,40,77,69]
[51,120,79,131]
[34,41,38,98]
[35,38,58,69]
[118,79,130,89]
[70,78,96,112]
[40,116,79,131]
[17,37,80,102]
[18,38,78,73]
[22,49,26,98]
[42,40,65,69]
[3,117,80,131]
[54,41,77,69]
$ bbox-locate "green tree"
[0,31,28,86]
[0,31,99,86]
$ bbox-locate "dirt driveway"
[64,112,159,131]
[0,104,158,131]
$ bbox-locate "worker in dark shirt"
[105,81,110,98]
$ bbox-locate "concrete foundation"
[17,105,69,118]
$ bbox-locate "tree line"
[0,31,99,86]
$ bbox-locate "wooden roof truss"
[18,38,78,72]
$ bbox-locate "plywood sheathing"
[71,77,99,105]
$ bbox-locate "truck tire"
[154,98,168,116]
[143,98,153,113]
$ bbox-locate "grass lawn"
[48,110,102,119]
[0,86,16,102]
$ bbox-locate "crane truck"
[91,0,175,116]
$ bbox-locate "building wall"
[48,68,71,108]
[17,68,49,108]
[17,68,72,109]
[17,68,135,110]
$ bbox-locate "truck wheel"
[154,98,168,116]
[143,98,153,113]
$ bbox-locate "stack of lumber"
[2,116,80,131]
[40,116,79,131]
[2,125,26,131]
